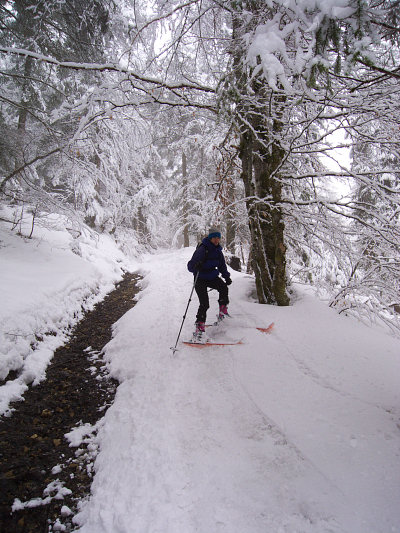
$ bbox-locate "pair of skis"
[183,321,274,348]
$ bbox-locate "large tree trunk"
[239,131,273,303]
[251,92,289,306]
[231,2,289,306]
[237,96,289,304]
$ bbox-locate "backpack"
[196,241,208,252]
[195,241,208,268]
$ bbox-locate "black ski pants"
[195,277,229,323]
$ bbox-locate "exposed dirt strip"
[0,272,141,533]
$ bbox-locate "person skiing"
[187,228,232,340]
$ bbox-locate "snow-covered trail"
[75,248,400,533]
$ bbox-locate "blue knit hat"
[208,228,221,239]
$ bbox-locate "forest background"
[1,0,399,334]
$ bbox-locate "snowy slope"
[74,248,400,533]
[0,210,137,415]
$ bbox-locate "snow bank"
[0,206,138,416]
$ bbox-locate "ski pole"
[170,270,200,355]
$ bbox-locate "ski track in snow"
[75,249,400,533]
[280,339,398,417]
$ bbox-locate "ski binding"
[183,339,243,348]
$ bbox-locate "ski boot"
[192,321,206,343]
[214,304,229,326]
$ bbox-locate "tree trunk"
[237,107,289,305]
[182,151,190,247]
[239,132,274,303]
[137,207,147,239]
[251,93,289,306]
[15,56,33,170]
[17,57,33,132]
[225,178,236,254]
[231,2,289,306]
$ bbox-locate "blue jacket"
[187,238,231,281]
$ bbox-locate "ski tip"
[256,322,274,334]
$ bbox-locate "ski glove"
[225,277,232,286]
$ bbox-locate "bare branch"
[0,147,63,192]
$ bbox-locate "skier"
[187,228,232,341]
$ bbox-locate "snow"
[65,422,100,448]
[12,480,72,511]
[0,207,138,415]
[1,222,399,531]
[1,224,399,531]
[71,248,400,533]
[246,18,295,92]
[244,0,362,92]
